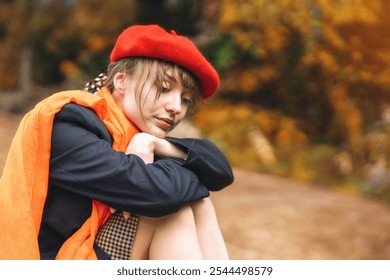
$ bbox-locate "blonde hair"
[84,57,203,115]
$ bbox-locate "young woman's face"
[119,73,194,138]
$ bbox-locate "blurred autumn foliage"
[1,0,390,201]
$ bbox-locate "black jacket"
[38,104,233,259]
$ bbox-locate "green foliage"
[205,32,237,71]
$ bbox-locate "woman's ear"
[113,72,127,95]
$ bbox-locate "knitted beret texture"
[110,25,219,99]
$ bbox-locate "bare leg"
[130,216,155,260]
[149,205,204,259]
[131,198,228,260]
[191,197,229,260]
[131,205,203,260]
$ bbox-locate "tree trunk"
[19,46,33,97]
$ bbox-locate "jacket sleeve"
[164,137,234,191]
[49,104,210,217]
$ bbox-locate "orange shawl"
[0,87,139,259]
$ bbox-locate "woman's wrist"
[154,138,187,160]
[126,133,188,161]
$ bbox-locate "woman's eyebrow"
[163,73,178,83]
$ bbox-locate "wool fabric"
[110,24,219,99]
[0,87,139,259]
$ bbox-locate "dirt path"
[1,111,390,260]
[212,169,390,259]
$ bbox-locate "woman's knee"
[135,205,196,236]
[191,197,217,218]
[154,204,196,229]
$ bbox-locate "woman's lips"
[156,117,174,130]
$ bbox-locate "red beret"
[110,25,219,99]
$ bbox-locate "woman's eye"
[162,82,170,92]
[182,98,193,105]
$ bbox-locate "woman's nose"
[165,95,182,114]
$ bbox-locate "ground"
[1,111,390,260]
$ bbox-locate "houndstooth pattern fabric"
[84,73,107,94]
[95,211,139,260]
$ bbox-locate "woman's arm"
[158,137,234,191]
[125,133,234,191]
[125,133,187,163]
[49,104,210,217]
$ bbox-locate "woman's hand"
[126,132,187,162]
[120,133,188,219]
[125,132,156,164]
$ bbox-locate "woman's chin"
[145,127,169,139]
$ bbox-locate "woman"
[0,25,233,260]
